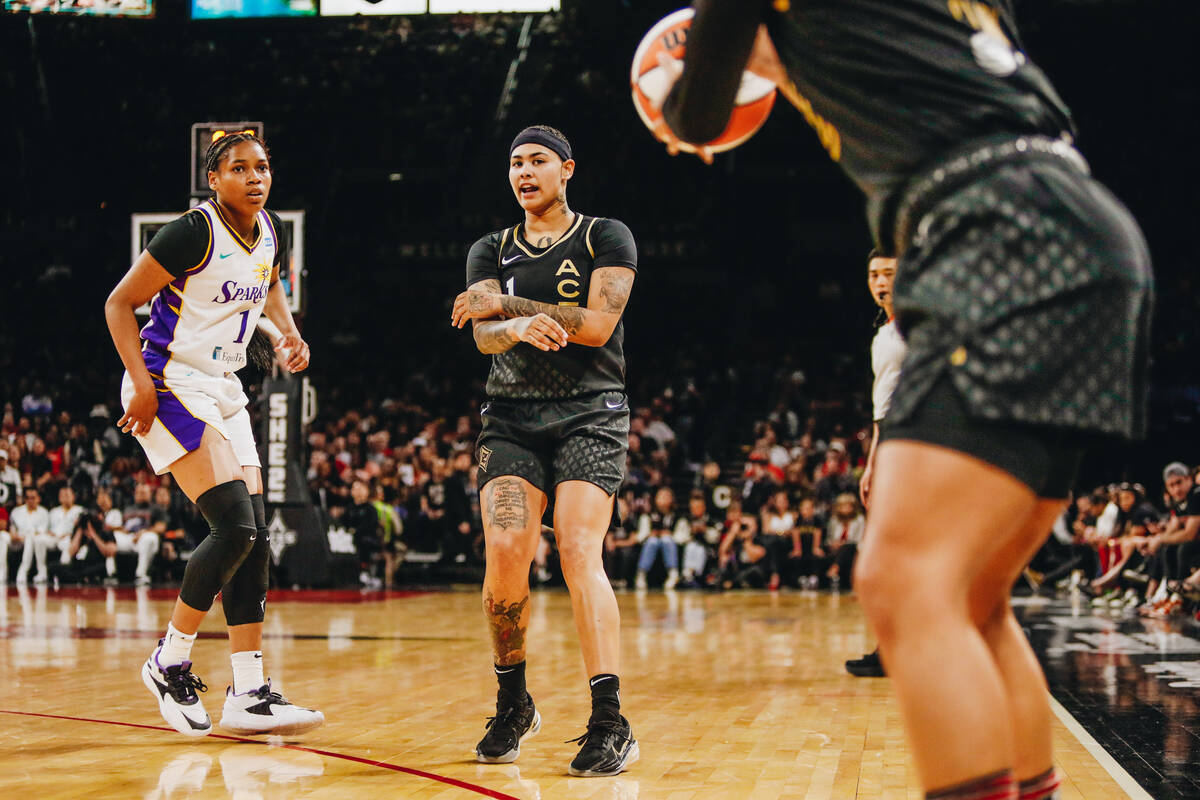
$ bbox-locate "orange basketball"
[631,7,777,154]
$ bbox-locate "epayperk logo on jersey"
[212,346,247,367]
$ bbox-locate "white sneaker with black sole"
[142,641,212,737]
[219,680,325,736]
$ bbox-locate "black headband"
[510,127,572,163]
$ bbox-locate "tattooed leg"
[481,476,546,666]
[485,591,531,665]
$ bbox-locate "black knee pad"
[178,480,257,613]
[223,494,271,626]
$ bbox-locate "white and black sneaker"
[567,715,639,777]
[219,680,325,736]
[475,696,541,764]
[142,641,212,737]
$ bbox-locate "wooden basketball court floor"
[0,586,1144,799]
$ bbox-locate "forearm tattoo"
[485,590,529,666]
[499,295,585,335]
[488,478,529,531]
[473,321,517,354]
[597,270,634,314]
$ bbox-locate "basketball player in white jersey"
[845,251,904,678]
[105,133,323,738]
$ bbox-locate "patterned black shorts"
[476,391,630,497]
[889,158,1153,442]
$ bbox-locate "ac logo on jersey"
[556,259,581,300]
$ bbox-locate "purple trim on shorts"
[137,346,205,454]
[153,383,207,453]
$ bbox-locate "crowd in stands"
[1026,464,1200,622]
[9,338,1200,627]
[0,398,208,587]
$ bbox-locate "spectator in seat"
[813,440,856,507]
[346,479,383,589]
[790,495,827,588]
[604,495,641,588]
[48,485,85,569]
[122,483,167,586]
[98,488,152,586]
[825,493,864,591]
[760,489,797,591]
[0,448,21,510]
[681,489,720,587]
[635,486,687,590]
[10,487,50,585]
[718,512,769,589]
[51,511,117,586]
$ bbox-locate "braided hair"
[204,131,270,176]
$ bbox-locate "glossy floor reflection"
[1,585,1135,799]
[1021,592,1200,799]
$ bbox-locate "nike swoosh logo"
[501,255,521,265]
[589,675,615,687]
[495,667,515,675]
[219,252,234,259]
[605,399,624,409]
[184,712,212,730]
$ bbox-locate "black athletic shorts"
[476,390,630,497]
[880,375,1086,499]
[883,148,1152,494]
[889,155,1153,439]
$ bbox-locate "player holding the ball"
[650,3,1152,800]
[451,125,639,777]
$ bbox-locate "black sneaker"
[844,649,886,678]
[475,696,540,764]
[567,715,640,777]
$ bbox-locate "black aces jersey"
[664,0,1075,245]
[465,214,637,400]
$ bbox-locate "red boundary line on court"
[0,709,520,800]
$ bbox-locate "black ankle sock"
[495,661,528,706]
[589,673,621,722]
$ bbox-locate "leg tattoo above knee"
[487,478,531,532]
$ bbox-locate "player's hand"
[276,333,310,373]
[118,378,158,437]
[649,51,714,165]
[859,462,873,509]
[451,290,504,328]
[511,314,568,351]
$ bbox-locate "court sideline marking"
[1048,695,1154,800]
[0,709,520,800]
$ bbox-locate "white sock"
[231,650,265,695]
[159,622,197,667]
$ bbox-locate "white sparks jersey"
[871,319,907,422]
[140,200,279,377]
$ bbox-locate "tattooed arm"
[453,267,636,348]
[464,279,571,355]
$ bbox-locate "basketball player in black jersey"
[653,3,1152,800]
[450,125,639,777]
